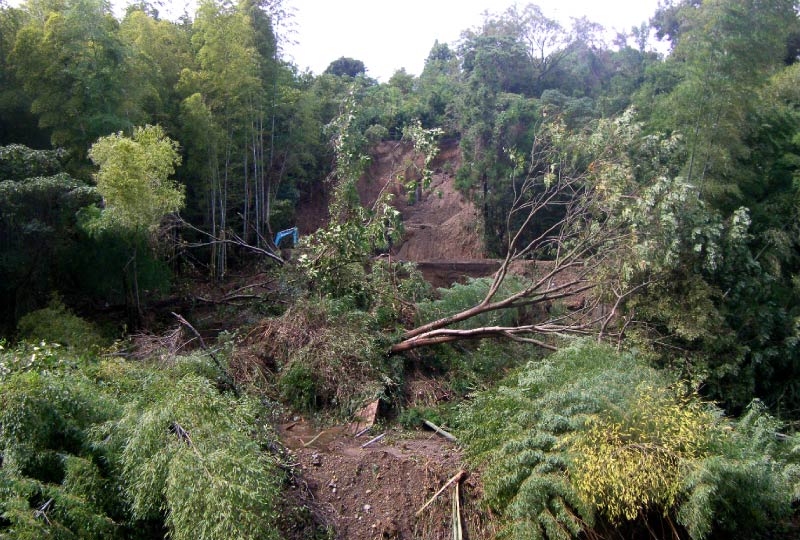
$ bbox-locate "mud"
[279,419,487,539]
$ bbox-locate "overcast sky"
[6,0,665,81]
[282,0,664,81]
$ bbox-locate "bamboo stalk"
[361,432,386,448]
[452,481,463,540]
[423,420,457,442]
[301,430,325,447]
[416,470,467,517]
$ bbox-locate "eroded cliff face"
[296,139,485,262]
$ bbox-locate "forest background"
[2,0,800,539]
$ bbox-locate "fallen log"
[423,419,457,442]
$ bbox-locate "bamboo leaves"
[88,124,184,233]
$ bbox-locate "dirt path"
[285,142,493,539]
[279,419,483,539]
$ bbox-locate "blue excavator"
[273,227,298,248]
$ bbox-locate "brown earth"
[279,419,490,540]
[282,142,538,540]
[360,140,484,261]
[295,176,331,235]
[296,140,485,263]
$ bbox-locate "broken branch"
[423,419,457,442]
[416,470,468,517]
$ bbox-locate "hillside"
[297,140,484,263]
[360,140,484,261]
[4,1,800,539]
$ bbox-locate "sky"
[5,0,665,81]
[282,0,664,81]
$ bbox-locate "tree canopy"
[2,1,800,538]
[89,125,184,233]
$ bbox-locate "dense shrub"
[16,297,105,350]
[0,144,65,181]
[0,343,286,540]
[107,374,282,540]
[457,340,799,540]
[365,124,389,145]
[416,276,530,329]
[258,257,430,414]
[258,297,402,415]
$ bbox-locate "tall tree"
[324,56,366,78]
[178,0,263,277]
[119,8,194,131]
[0,144,98,331]
[88,124,184,322]
[10,0,148,164]
[480,2,577,95]
[647,0,797,208]
[0,3,49,146]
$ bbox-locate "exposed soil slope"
[359,140,484,261]
[295,140,485,262]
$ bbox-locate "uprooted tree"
[390,121,634,353]
[296,100,645,356]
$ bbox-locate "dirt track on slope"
[360,140,485,261]
[283,142,496,540]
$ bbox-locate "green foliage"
[417,40,460,133]
[364,123,388,145]
[571,387,711,523]
[9,0,150,160]
[110,375,281,540]
[645,0,796,207]
[397,405,449,430]
[88,125,184,233]
[458,340,799,540]
[417,276,529,329]
[401,119,443,192]
[0,4,49,148]
[0,144,64,180]
[16,296,105,350]
[279,361,319,412]
[0,341,77,379]
[0,147,101,332]
[0,341,286,540]
[261,297,403,415]
[296,92,417,299]
[406,339,537,410]
[679,400,799,539]
[296,205,399,299]
[324,57,366,78]
[0,352,121,539]
[579,107,800,414]
[621,3,800,414]
[66,224,173,306]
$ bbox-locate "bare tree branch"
[391,128,627,354]
[178,216,284,265]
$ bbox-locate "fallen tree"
[391,127,630,354]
